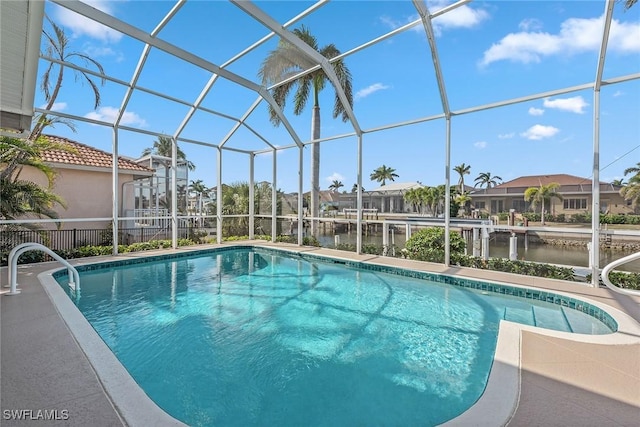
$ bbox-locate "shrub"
[405,227,466,263]
[302,236,320,247]
[452,254,575,280]
[587,271,640,290]
[522,212,541,222]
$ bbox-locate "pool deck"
[2,241,639,426]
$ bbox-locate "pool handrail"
[600,251,640,297]
[7,242,80,295]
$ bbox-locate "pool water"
[60,248,613,426]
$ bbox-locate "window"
[563,198,587,210]
[512,199,529,212]
[474,201,486,210]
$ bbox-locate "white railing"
[6,242,80,296]
[601,251,640,297]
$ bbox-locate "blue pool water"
[58,247,614,426]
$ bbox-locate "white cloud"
[474,141,487,149]
[355,83,391,100]
[613,90,624,97]
[83,45,125,62]
[430,1,489,35]
[498,132,515,139]
[520,124,559,140]
[380,1,488,36]
[326,172,345,183]
[84,106,147,127]
[480,15,640,66]
[40,102,67,112]
[519,18,543,32]
[543,96,588,114]
[52,0,122,43]
[528,107,544,116]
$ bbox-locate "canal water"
[315,231,640,273]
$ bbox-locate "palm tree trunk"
[541,199,546,225]
[310,105,320,237]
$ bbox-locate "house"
[18,135,154,229]
[340,182,424,213]
[469,174,631,216]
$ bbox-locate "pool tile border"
[53,245,618,332]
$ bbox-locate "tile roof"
[495,174,593,188]
[40,135,152,173]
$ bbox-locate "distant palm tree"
[524,182,563,225]
[328,180,344,192]
[623,162,640,178]
[612,178,626,186]
[259,25,353,236]
[453,163,471,193]
[621,162,640,210]
[404,188,422,214]
[189,179,207,224]
[370,165,399,186]
[455,192,472,216]
[142,136,195,214]
[30,17,105,141]
[141,136,195,171]
[351,183,364,193]
[621,176,640,211]
[474,172,503,189]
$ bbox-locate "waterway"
[315,231,640,273]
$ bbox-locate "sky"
[36,0,640,193]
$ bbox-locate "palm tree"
[259,25,353,236]
[453,163,471,193]
[620,175,640,211]
[188,179,207,225]
[141,136,195,170]
[328,180,344,192]
[0,136,67,230]
[142,136,195,214]
[625,0,637,9]
[623,162,640,178]
[455,192,472,216]
[403,188,422,214]
[351,183,364,193]
[621,162,640,211]
[474,172,503,189]
[524,182,563,225]
[612,178,626,186]
[30,17,106,141]
[370,165,399,186]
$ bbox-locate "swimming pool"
[56,246,616,426]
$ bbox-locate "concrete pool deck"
[2,241,639,426]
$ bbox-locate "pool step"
[503,306,574,332]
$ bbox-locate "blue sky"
[38,0,640,193]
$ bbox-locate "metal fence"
[1,227,193,252]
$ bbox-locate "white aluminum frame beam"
[49,0,303,150]
[590,0,615,286]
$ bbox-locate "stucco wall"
[19,165,137,230]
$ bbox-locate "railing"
[6,242,80,296]
[601,251,640,297]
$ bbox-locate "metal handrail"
[6,242,80,296]
[600,251,640,297]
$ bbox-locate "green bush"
[302,236,320,247]
[335,243,384,255]
[522,212,541,222]
[497,212,509,221]
[405,227,467,263]
[452,254,575,280]
[587,271,640,290]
